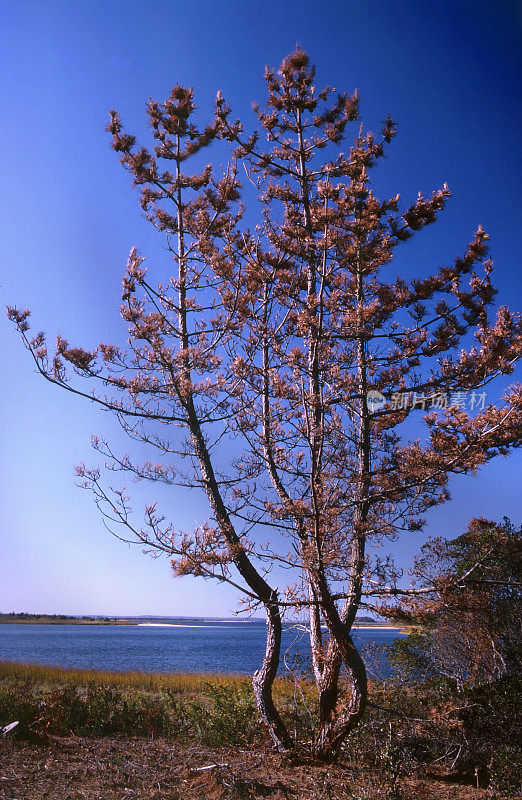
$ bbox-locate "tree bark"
[253,595,294,752]
[313,634,368,761]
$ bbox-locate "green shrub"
[0,677,262,746]
[0,682,41,728]
[0,681,178,738]
[179,681,260,746]
[458,676,522,793]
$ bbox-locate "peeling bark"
[253,596,294,752]
[314,636,368,761]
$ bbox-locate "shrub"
[0,676,263,746]
[0,682,41,728]
[179,681,260,746]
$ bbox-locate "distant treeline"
[0,613,116,623]
[0,612,382,625]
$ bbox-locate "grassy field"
[1,660,520,798]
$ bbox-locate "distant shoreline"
[0,615,406,631]
[0,616,136,625]
[136,621,404,630]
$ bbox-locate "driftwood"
[1,721,19,737]
[188,763,229,774]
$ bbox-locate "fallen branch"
[189,762,229,774]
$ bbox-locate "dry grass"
[1,662,519,796]
[0,735,499,800]
[0,660,251,695]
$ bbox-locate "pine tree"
[9,49,522,760]
[388,518,522,687]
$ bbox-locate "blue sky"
[1,0,521,616]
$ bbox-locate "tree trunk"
[252,596,294,752]
[313,635,368,761]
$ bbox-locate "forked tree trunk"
[313,635,368,761]
[251,599,368,760]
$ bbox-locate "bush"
[336,671,521,795]
[0,677,262,746]
[0,681,179,738]
[178,681,260,746]
[458,676,522,793]
[0,682,41,728]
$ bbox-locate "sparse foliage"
[8,49,522,759]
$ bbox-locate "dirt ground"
[0,736,511,800]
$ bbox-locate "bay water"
[0,620,404,676]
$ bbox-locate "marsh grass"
[0,661,301,746]
[0,661,351,746]
[0,660,248,694]
[1,661,520,793]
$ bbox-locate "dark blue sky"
[1,0,521,616]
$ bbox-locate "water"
[0,621,404,675]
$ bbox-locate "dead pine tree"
[9,49,522,761]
